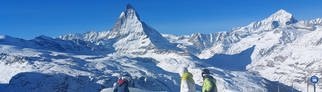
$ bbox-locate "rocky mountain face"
[1,4,320,92]
[59,4,179,56]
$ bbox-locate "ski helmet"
[202,69,210,77]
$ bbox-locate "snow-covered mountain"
[165,9,322,91]
[1,4,318,92]
[59,4,179,56]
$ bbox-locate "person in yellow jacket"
[202,69,217,92]
[180,67,196,92]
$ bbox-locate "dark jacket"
[202,75,217,92]
[113,79,130,92]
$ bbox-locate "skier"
[180,67,196,92]
[123,73,135,87]
[201,69,217,92]
[113,74,130,92]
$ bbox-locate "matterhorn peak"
[118,4,141,21]
[112,4,142,33]
[109,4,179,53]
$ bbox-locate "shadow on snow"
[204,46,255,71]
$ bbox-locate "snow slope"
[0,44,293,92]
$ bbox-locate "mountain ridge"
[60,4,179,55]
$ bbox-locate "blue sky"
[1,0,322,39]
